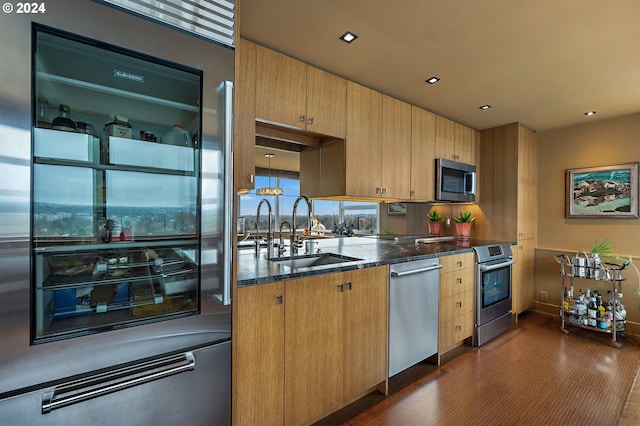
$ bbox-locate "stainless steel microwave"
[435,158,476,202]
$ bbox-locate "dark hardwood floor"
[317,312,640,426]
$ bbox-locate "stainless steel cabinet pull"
[276,294,283,304]
[456,325,462,331]
[346,281,352,290]
[390,264,443,277]
[456,278,462,284]
[42,352,195,414]
[300,114,306,123]
[249,174,254,183]
[456,301,462,307]
[308,117,314,125]
[337,283,344,292]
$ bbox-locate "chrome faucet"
[278,221,291,257]
[291,195,313,256]
[255,199,274,257]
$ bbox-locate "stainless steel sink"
[268,253,362,269]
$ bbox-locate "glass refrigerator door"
[32,26,204,342]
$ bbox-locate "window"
[238,170,379,236]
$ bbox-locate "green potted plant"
[453,211,475,241]
[586,237,640,307]
[427,210,444,236]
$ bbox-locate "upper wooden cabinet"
[234,38,257,192]
[478,123,537,241]
[343,81,383,198]
[255,45,346,138]
[381,94,412,199]
[435,115,478,165]
[300,83,412,200]
[410,106,436,201]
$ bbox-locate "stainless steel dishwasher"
[389,258,442,377]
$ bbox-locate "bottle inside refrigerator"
[32,26,205,343]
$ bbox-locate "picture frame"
[387,202,407,216]
[566,162,639,218]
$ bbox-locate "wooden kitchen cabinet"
[342,267,389,402]
[233,281,285,426]
[255,45,346,138]
[439,252,475,356]
[478,122,538,317]
[285,266,388,425]
[435,115,478,165]
[512,238,536,314]
[301,83,412,200]
[343,81,383,198]
[234,38,257,192]
[410,106,436,201]
[380,94,412,199]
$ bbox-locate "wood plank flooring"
[316,312,640,426]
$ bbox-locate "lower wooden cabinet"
[233,266,388,426]
[233,281,285,426]
[439,253,475,355]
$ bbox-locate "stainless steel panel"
[0,0,233,395]
[0,341,231,426]
[389,258,440,377]
[475,313,513,346]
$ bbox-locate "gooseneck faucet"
[255,198,274,257]
[291,195,313,256]
[278,221,291,257]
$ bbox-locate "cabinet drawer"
[439,311,473,354]
[439,268,474,298]
[440,252,475,273]
[439,289,473,322]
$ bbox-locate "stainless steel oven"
[473,244,515,345]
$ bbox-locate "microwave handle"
[465,172,476,195]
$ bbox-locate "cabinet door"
[435,115,456,161]
[255,45,307,129]
[345,82,383,198]
[233,282,284,426]
[285,274,344,425]
[234,38,256,192]
[342,267,388,402]
[306,66,346,138]
[410,106,436,200]
[517,126,538,240]
[454,122,477,165]
[513,238,536,315]
[381,95,411,199]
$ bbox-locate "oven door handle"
[391,264,443,277]
[479,259,515,272]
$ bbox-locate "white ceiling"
[239,0,640,132]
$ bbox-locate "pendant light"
[256,153,283,196]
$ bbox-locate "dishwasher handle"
[390,264,443,277]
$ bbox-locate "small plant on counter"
[453,211,475,223]
[427,210,444,223]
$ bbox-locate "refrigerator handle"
[42,352,195,414]
[218,80,233,306]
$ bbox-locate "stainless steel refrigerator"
[0,1,234,424]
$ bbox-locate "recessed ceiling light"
[426,76,440,84]
[584,110,597,116]
[479,105,491,110]
[340,31,358,43]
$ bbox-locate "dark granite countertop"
[237,235,509,287]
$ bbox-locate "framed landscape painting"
[566,163,639,218]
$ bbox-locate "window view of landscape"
[238,174,378,235]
